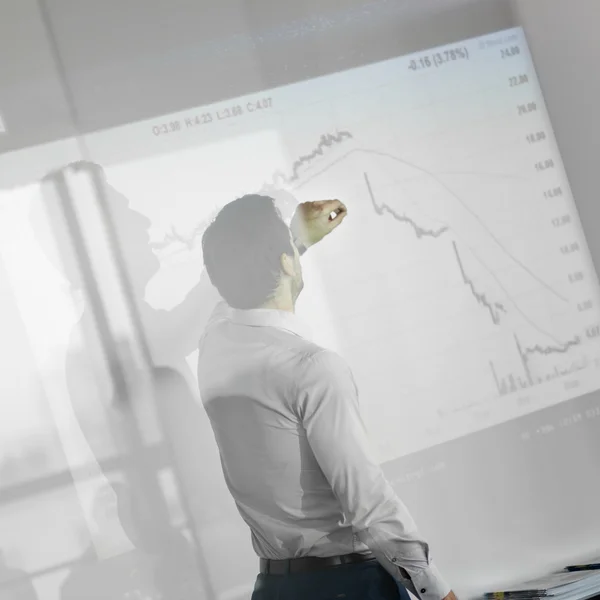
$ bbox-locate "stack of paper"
[484,570,600,600]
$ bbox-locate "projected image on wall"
[14,26,600,465]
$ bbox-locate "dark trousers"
[251,560,412,600]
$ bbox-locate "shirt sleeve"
[297,349,452,600]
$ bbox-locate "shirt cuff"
[405,562,451,600]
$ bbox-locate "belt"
[260,552,376,575]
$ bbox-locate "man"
[198,194,457,600]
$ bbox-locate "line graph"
[524,337,582,358]
[358,163,583,397]
[452,241,506,325]
[363,149,568,303]
[271,131,353,186]
[491,335,585,397]
[293,139,567,303]
[364,172,448,239]
[359,165,574,346]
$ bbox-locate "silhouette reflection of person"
[29,161,226,599]
[60,481,199,600]
[30,160,225,505]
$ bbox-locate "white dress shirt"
[197,302,451,600]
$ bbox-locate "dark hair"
[202,194,293,309]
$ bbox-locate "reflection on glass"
[0,549,38,600]
[59,478,204,600]
[0,166,216,598]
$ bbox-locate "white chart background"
[83,26,600,463]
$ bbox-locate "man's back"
[197,195,453,600]
[197,306,369,559]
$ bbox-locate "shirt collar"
[230,308,312,340]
